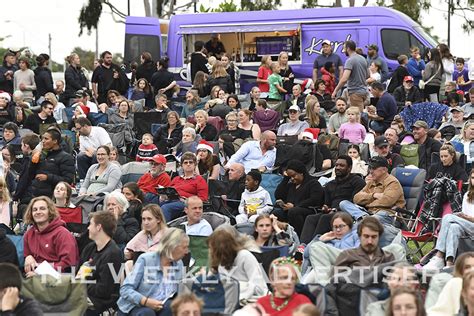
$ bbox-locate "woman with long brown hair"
[207,61,233,93]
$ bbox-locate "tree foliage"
[240,0,281,11]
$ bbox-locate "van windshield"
[413,26,438,47]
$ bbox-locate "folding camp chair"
[167,212,231,230]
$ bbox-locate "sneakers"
[422,255,445,271]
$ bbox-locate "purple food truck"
[125,6,438,92]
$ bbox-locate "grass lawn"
[406,240,434,263]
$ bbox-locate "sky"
[0,0,472,66]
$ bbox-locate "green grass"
[406,240,434,263]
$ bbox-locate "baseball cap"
[151,154,167,165]
[411,120,429,129]
[366,44,379,51]
[288,105,300,112]
[322,39,331,46]
[450,106,464,113]
[374,136,389,148]
[403,76,414,82]
[75,89,87,98]
[368,156,389,169]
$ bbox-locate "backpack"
[400,144,420,167]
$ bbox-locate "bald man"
[226,131,277,173]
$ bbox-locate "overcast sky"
[0,0,472,65]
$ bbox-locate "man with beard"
[411,120,442,171]
[91,51,129,104]
[313,39,343,83]
[384,127,402,154]
[332,40,369,112]
[137,154,172,203]
[327,97,348,134]
[333,216,395,271]
[226,130,277,173]
[373,136,404,172]
[300,155,366,244]
[366,44,389,83]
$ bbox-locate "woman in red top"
[23,196,79,277]
[257,257,313,315]
[257,55,273,93]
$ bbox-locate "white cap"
[288,105,300,112]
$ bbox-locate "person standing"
[91,51,129,104]
[64,53,88,105]
[190,41,209,83]
[332,40,369,112]
[313,39,343,83]
[0,52,17,94]
[407,46,425,87]
[34,54,55,101]
[422,48,444,102]
[13,57,36,103]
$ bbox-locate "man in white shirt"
[73,89,98,113]
[225,130,277,173]
[75,117,112,179]
[182,196,212,237]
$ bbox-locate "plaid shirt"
[420,176,462,224]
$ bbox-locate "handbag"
[419,65,441,89]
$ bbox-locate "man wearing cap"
[277,105,309,136]
[368,82,397,135]
[439,107,465,136]
[138,154,172,203]
[373,136,404,172]
[0,52,18,94]
[328,97,348,134]
[313,39,343,84]
[73,90,98,113]
[339,156,405,237]
[412,120,442,171]
[23,100,57,134]
[226,130,277,173]
[387,55,410,93]
[332,40,369,112]
[393,76,422,110]
[205,34,226,59]
[366,44,389,83]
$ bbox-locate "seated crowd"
[1,40,474,316]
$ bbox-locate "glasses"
[289,110,298,114]
[182,161,194,165]
[333,224,348,231]
[150,162,162,166]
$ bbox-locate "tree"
[71,47,96,71]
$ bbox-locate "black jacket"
[324,174,366,209]
[0,230,18,265]
[154,124,183,154]
[136,60,155,83]
[30,148,75,198]
[150,69,175,99]
[418,137,442,172]
[0,296,43,316]
[34,66,54,99]
[13,154,33,202]
[207,75,233,94]
[114,212,140,245]
[428,161,468,182]
[387,66,409,93]
[275,173,324,208]
[393,85,423,108]
[197,123,217,141]
[80,239,123,312]
[190,52,209,82]
[64,65,88,100]
[0,64,18,94]
[23,114,57,135]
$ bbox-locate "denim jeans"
[339,200,399,247]
[369,120,387,134]
[436,214,474,259]
[160,200,185,222]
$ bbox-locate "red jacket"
[170,175,208,201]
[321,67,336,95]
[138,172,172,194]
[23,217,79,271]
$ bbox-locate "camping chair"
[261,245,289,257]
[261,173,283,204]
[167,211,231,230]
[120,161,150,184]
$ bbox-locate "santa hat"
[197,140,214,153]
[300,78,314,95]
[76,103,90,116]
[301,128,320,143]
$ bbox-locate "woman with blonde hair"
[305,97,327,132]
[23,196,79,276]
[278,51,294,95]
[0,176,12,228]
[64,52,88,105]
[207,61,233,93]
[44,92,66,124]
[338,107,366,144]
[124,204,167,261]
[452,121,474,165]
[238,109,261,140]
[194,109,217,141]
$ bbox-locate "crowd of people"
[0,37,473,316]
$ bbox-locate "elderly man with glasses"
[277,104,309,136]
[138,154,172,203]
[23,100,57,134]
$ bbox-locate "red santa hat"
[197,140,214,153]
[301,128,320,143]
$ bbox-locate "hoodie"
[321,67,336,94]
[238,186,272,216]
[23,217,79,271]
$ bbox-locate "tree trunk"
[349,0,355,6]
[144,0,151,16]
[334,0,342,6]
